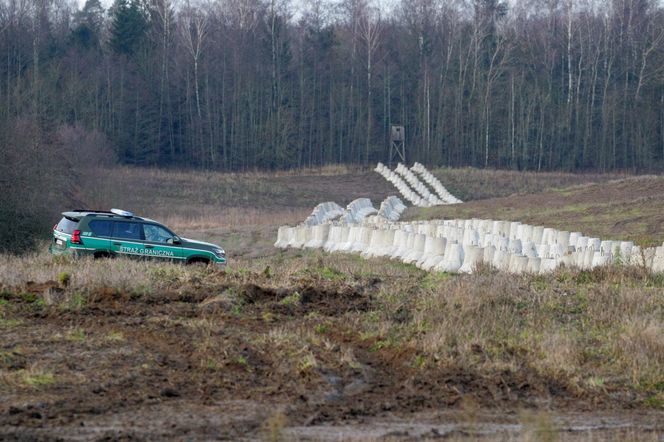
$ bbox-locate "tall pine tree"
[110,0,149,56]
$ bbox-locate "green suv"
[49,209,226,266]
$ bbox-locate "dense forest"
[1,0,664,172]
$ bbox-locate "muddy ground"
[1,262,663,441]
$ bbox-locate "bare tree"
[358,2,381,166]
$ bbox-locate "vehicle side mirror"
[169,236,182,245]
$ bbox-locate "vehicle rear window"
[89,220,113,237]
[56,217,78,234]
[112,222,144,241]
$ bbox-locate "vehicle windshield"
[56,217,78,234]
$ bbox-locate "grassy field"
[1,166,663,440]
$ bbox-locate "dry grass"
[1,249,663,439]
[0,365,56,390]
[2,249,663,403]
[78,165,393,230]
[0,249,180,292]
[158,207,310,230]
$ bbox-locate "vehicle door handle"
[145,245,154,249]
[113,242,122,246]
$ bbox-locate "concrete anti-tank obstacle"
[289,225,309,249]
[491,249,510,271]
[508,239,522,255]
[361,229,381,258]
[591,251,611,267]
[351,227,373,254]
[650,246,664,272]
[363,229,395,258]
[376,229,397,257]
[459,245,483,273]
[342,198,378,224]
[274,226,294,248]
[338,225,362,252]
[304,202,345,226]
[304,224,330,249]
[556,231,571,249]
[522,241,537,258]
[389,229,408,258]
[619,241,634,260]
[561,253,576,268]
[483,245,496,264]
[376,196,406,222]
[333,226,351,252]
[588,238,601,252]
[403,234,427,264]
[417,222,437,237]
[539,258,559,274]
[436,243,464,273]
[418,237,447,271]
[531,226,544,244]
[393,230,415,260]
[323,225,344,252]
[509,222,522,240]
[526,257,541,273]
[508,255,528,274]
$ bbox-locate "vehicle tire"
[187,258,210,267]
[93,252,111,260]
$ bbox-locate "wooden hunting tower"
[389,125,405,166]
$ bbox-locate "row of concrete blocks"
[375,163,430,207]
[274,221,664,274]
[433,218,636,256]
[375,162,463,208]
[411,162,463,204]
[302,197,408,227]
[394,163,443,205]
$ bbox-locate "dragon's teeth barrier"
[374,162,462,207]
[275,218,659,275]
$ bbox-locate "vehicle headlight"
[213,248,226,258]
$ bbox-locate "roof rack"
[71,209,115,213]
[111,208,135,217]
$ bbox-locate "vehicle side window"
[144,224,174,243]
[89,220,113,237]
[56,217,78,234]
[112,222,144,241]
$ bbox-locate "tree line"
[1,0,664,175]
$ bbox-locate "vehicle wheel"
[187,258,210,267]
[93,252,111,260]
